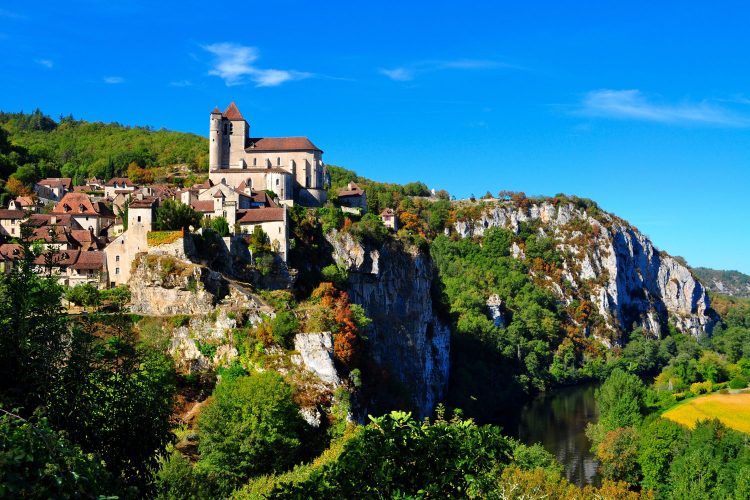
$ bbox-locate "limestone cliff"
[326,231,450,418]
[455,200,716,340]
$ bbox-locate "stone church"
[208,102,328,206]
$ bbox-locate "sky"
[1,1,749,273]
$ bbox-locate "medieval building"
[208,103,328,206]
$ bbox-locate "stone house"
[52,192,115,235]
[381,208,398,230]
[34,177,72,202]
[337,182,367,210]
[236,207,288,260]
[104,177,137,199]
[0,209,25,238]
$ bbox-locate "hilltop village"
[0,103,378,288]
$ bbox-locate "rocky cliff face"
[455,201,716,340]
[327,231,450,418]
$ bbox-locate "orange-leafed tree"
[6,176,31,197]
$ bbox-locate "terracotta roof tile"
[71,251,104,270]
[237,207,284,223]
[105,177,136,187]
[223,102,245,121]
[0,209,25,219]
[38,177,72,189]
[191,200,215,213]
[245,137,321,152]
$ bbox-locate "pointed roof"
[223,102,245,121]
[211,106,221,114]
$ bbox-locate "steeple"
[223,102,244,121]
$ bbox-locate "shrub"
[690,380,713,395]
[271,311,300,348]
[729,375,748,389]
[197,372,307,494]
[321,264,348,288]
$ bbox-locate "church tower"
[209,107,222,170]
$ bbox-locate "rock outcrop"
[455,201,716,339]
[327,231,450,418]
[292,332,342,387]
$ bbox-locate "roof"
[14,196,34,207]
[0,244,23,260]
[129,197,158,209]
[0,209,25,220]
[211,106,221,114]
[223,102,245,121]
[52,193,114,217]
[37,178,72,189]
[33,250,79,267]
[237,207,285,223]
[381,208,396,216]
[71,251,104,270]
[191,200,215,213]
[338,182,365,198]
[26,213,79,229]
[245,137,322,152]
[105,177,136,187]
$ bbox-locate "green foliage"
[595,368,646,432]
[349,212,388,245]
[430,228,564,417]
[208,216,230,237]
[319,206,345,233]
[270,410,513,498]
[156,199,202,231]
[99,285,131,311]
[321,263,349,287]
[196,372,307,495]
[0,109,208,185]
[667,419,750,499]
[729,375,748,389]
[637,417,684,493]
[0,232,67,413]
[0,413,114,498]
[65,282,101,309]
[47,315,177,491]
[271,311,300,348]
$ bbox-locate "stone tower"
[209,107,222,170]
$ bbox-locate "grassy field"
[663,392,750,434]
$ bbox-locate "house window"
[115,267,119,275]
[253,158,257,166]
[11,228,15,235]
[276,179,279,186]
[115,255,120,262]
[277,157,280,165]
[137,216,141,222]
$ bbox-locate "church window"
[253,158,257,166]
[276,179,279,186]
[277,157,280,165]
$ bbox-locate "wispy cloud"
[103,76,124,84]
[35,59,53,69]
[579,89,747,126]
[203,42,312,87]
[380,58,515,82]
[169,80,193,87]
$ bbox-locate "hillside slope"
[693,267,750,298]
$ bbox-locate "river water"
[501,383,601,487]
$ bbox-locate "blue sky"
[2,1,749,273]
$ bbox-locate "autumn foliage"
[310,282,364,369]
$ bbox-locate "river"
[501,383,601,487]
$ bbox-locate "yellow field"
[663,393,750,434]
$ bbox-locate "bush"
[690,380,713,395]
[321,264,348,287]
[196,372,307,494]
[271,311,300,348]
[729,375,748,389]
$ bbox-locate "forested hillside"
[0,109,207,198]
[693,267,750,298]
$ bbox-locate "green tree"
[271,410,513,498]
[209,216,230,237]
[65,283,101,310]
[0,228,67,413]
[197,372,307,494]
[637,417,684,493]
[595,368,646,431]
[156,199,202,231]
[0,412,114,498]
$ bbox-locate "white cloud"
[380,67,414,81]
[580,89,747,126]
[203,42,311,87]
[380,58,511,82]
[35,59,53,69]
[103,76,124,84]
